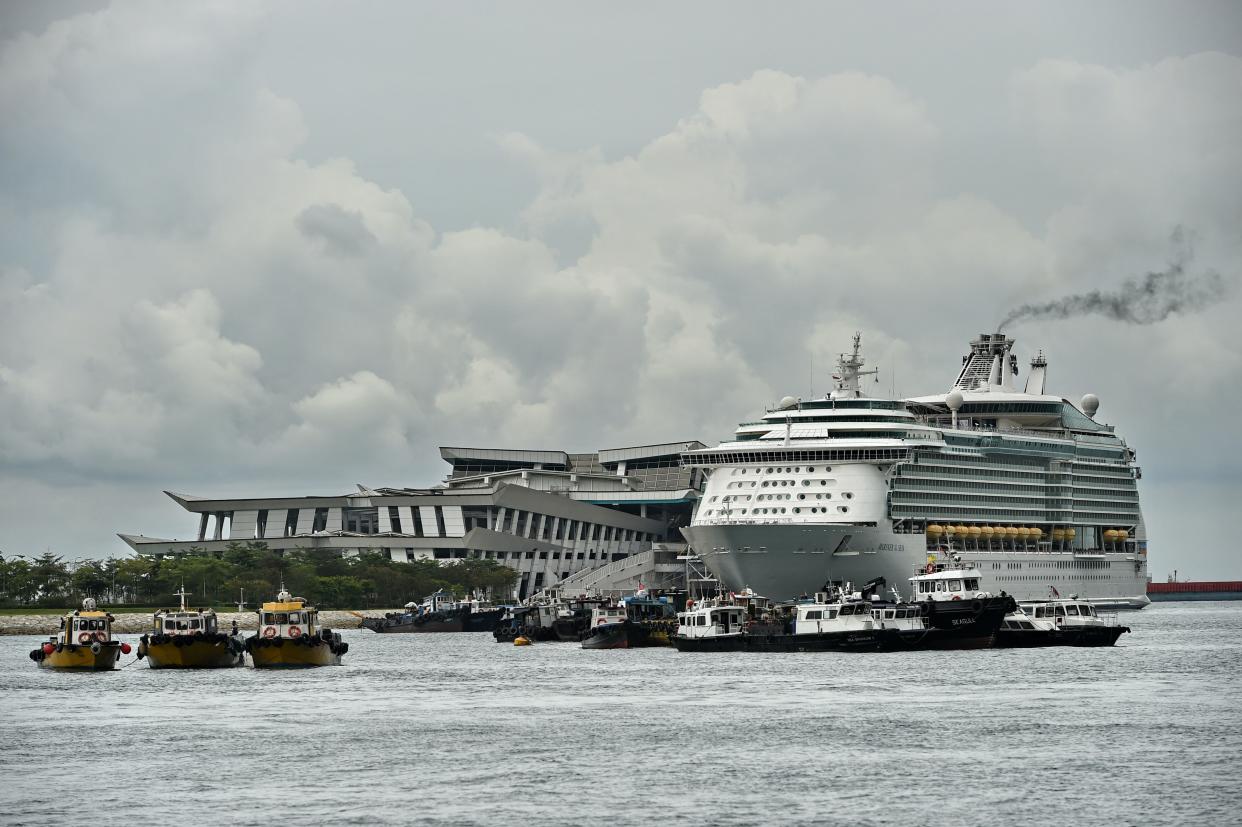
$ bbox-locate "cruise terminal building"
[120,443,704,600]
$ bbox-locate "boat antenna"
[174,584,190,612]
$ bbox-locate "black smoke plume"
[999,228,1232,331]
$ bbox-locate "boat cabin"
[621,595,676,622]
[677,604,748,638]
[1019,599,1109,627]
[60,608,113,646]
[792,600,875,635]
[870,605,927,631]
[909,558,987,602]
[153,586,220,635]
[258,589,319,640]
[589,606,627,627]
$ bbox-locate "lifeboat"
[136,586,245,669]
[245,586,348,668]
[29,599,129,670]
[926,524,944,536]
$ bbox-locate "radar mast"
[830,332,877,399]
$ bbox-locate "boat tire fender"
[971,600,982,612]
[90,642,102,655]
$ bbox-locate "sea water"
[2,602,1240,826]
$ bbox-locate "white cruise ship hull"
[681,523,1150,608]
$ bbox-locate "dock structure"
[552,544,688,597]
[1147,581,1242,602]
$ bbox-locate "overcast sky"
[1,1,1240,578]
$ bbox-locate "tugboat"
[29,598,130,670]
[996,591,1130,647]
[245,586,348,668]
[552,596,611,642]
[361,590,505,633]
[580,591,678,649]
[671,599,750,652]
[904,554,1015,648]
[135,587,246,668]
[493,602,559,643]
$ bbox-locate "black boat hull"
[741,628,889,652]
[671,634,745,652]
[364,608,504,634]
[995,624,1130,648]
[581,622,650,649]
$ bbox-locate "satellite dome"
[945,390,964,411]
[1081,393,1100,417]
[779,396,799,410]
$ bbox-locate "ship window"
[840,605,854,616]
[274,613,288,624]
[805,610,822,619]
[189,619,200,629]
[288,612,302,624]
[965,579,979,590]
[935,582,946,593]
[950,580,962,591]
[1066,605,1080,616]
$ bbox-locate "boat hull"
[672,633,745,652]
[36,643,121,670]
[363,608,504,633]
[995,624,1130,648]
[142,635,245,668]
[581,622,649,650]
[741,628,888,653]
[247,637,344,667]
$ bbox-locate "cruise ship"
[680,332,1150,609]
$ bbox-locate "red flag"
[1050,584,1060,597]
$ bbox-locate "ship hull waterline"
[38,643,122,670]
[682,523,1151,609]
[248,638,342,668]
[142,638,245,669]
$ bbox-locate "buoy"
[42,643,54,655]
[120,643,132,655]
[513,636,532,646]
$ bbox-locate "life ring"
[288,626,302,638]
[94,631,107,642]
[924,563,935,574]
[262,626,277,638]
[951,595,961,601]
[78,632,92,643]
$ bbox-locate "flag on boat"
[1050,585,1060,597]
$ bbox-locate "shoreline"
[0,609,399,636]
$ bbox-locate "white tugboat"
[903,553,1015,648]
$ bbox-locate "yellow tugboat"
[245,586,348,668]
[135,587,246,669]
[29,598,131,670]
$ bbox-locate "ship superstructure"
[680,332,1149,608]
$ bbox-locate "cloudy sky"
[1,1,1240,578]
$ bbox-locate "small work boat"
[904,555,1016,648]
[245,587,348,668]
[740,591,889,653]
[29,599,130,670]
[136,587,246,668]
[580,592,677,649]
[996,593,1130,648]
[361,590,505,634]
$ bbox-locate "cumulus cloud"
[0,2,1239,577]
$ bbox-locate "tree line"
[0,543,517,610]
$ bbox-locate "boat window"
[1081,605,1095,616]
[697,616,706,626]
[189,619,200,629]
[965,579,979,590]
[827,609,838,619]
[884,610,895,619]
[1066,605,1080,616]
[274,613,289,624]
[949,580,963,591]
[1019,621,1037,629]
[805,610,822,620]
[839,605,854,616]
[287,612,302,625]
[935,582,946,593]
[1034,607,1045,618]
[1054,606,1066,616]
[165,620,176,630]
